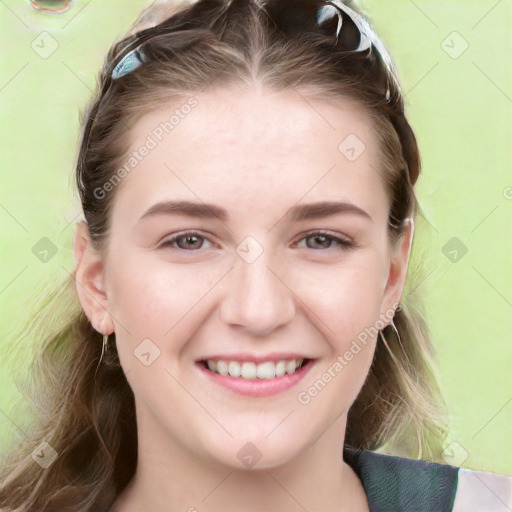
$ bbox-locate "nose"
[219,248,296,336]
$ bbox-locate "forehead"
[111,87,387,227]
[131,87,374,157]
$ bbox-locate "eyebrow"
[138,199,372,224]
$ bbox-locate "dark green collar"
[343,445,459,512]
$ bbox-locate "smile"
[204,358,307,379]
[197,357,314,397]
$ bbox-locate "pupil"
[180,235,201,249]
[310,235,330,249]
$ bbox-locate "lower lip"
[196,360,314,397]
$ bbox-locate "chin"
[203,435,305,472]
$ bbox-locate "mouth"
[200,358,309,379]
[196,356,314,397]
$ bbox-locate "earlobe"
[72,221,114,334]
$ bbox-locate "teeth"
[275,360,286,377]
[217,360,228,375]
[205,358,305,379]
[228,361,241,377]
[241,362,257,379]
[256,361,275,379]
[285,360,296,375]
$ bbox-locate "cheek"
[289,252,387,344]
[294,261,383,416]
[106,251,228,343]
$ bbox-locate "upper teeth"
[206,359,304,379]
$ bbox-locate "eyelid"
[158,229,356,252]
[158,230,216,250]
[292,229,356,249]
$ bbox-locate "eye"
[158,230,356,252]
[158,231,215,251]
[294,230,356,251]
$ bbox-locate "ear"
[380,218,415,320]
[73,221,114,335]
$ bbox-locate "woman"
[1,0,510,510]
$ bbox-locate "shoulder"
[344,446,512,512]
[452,468,512,512]
[344,446,460,511]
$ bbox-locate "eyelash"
[158,230,356,252]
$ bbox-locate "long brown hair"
[0,1,449,510]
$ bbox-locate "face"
[74,86,413,471]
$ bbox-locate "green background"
[0,0,511,475]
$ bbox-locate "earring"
[389,318,404,352]
[379,317,407,360]
[99,333,109,365]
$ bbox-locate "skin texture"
[73,86,414,512]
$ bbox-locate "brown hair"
[0,1,448,510]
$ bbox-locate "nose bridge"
[220,241,295,334]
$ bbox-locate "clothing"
[343,445,459,512]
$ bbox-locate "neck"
[110,414,369,512]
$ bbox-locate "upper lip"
[198,353,313,364]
